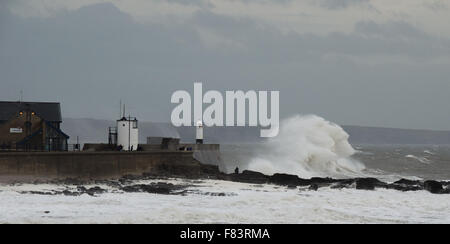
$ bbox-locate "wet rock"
[61,189,81,196]
[269,173,300,186]
[424,180,444,194]
[308,184,319,191]
[355,178,384,190]
[102,180,122,188]
[228,170,269,184]
[309,177,339,185]
[77,186,106,196]
[21,191,54,195]
[441,181,450,187]
[204,192,227,197]
[386,178,424,192]
[386,184,422,192]
[330,182,353,189]
[394,179,422,186]
[120,182,189,195]
[27,186,109,196]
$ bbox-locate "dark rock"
[102,180,122,188]
[387,178,424,192]
[441,181,450,187]
[424,180,444,194]
[386,184,422,192]
[309,184,319,191]
[330,182,352,189]
[120,182,189,195]
[205,192,227,197]
[355,178,383,190]
[241,170,268,179]
[228,170,269,184]
[394,179,422,186]
[309,177,339,184]
[269,173,300,186]
[77,186,106,196]
[61,189,81,196]
[21,191,54,195]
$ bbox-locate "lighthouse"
[117,116,139,151]
[196,120,203,144]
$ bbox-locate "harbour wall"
[82,143,223,169]
[0,151,219,183]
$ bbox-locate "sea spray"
[247,115,365,178]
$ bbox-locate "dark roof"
[0,101,62,122]
[45,120,69,138]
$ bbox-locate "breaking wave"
[247,115,365,178]
[406,155,431,164]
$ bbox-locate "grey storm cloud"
[190,9,450,59]
[160,0,215,8]
[423,0,448,12]
[226,0,293,4]
[314,0,371,9]
[1,2,450,130]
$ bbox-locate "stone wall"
[0,151,218,183]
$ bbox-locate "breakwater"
[0,151,218,183]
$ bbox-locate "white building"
[117,117,139,151]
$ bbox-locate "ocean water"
[0,144,449,224]
[353,144,450,181]
[0,177,449,224]
[1,115,449,224]
[221,144,450,181]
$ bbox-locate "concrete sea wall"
[0,151,218,183]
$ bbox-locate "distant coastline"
[62,118,450,145]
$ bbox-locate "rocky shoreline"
[13,163,450,196]
[222,170,450,194]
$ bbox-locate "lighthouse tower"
[117,116,139,151]
[196,120,203,144]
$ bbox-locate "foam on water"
[406,154,431,164]
[1,179,449,224]
[247,115,365,178]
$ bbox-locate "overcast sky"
[1,0,450,130]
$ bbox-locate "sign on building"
[10,128,23,133]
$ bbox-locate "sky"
[0,0,450,130]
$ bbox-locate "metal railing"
[0,143,81,152]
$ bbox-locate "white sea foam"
[247,115,365,178]
[406,155,431,164]
[0,179,449,224]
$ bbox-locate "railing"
[0,143,81,152]
[67,144,81,151]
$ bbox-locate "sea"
[1,115,449,224]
